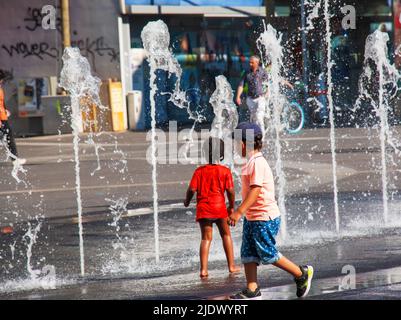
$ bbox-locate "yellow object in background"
[80,96,98,133]
[108,79,125,132]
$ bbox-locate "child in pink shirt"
[228,122,314,300]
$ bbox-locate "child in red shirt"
[184,137,240,278]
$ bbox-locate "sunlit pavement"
[1,206,401,299]
[1,127,400,223]
[210,266,401,300]
[0,127,401,299]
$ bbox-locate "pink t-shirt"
[241,152,281,221]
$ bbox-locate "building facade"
[0,0,122,136]
[0,0,399,136]
[121,0,399,130]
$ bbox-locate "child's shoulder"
[213,164,232,172]
[194,164,231,173]
[248,154,269,167]
[195,164,208,170]
[254,155,271,171]
[218,164,231,173]
[193,164,209,174]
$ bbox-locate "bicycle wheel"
[282,101,305,134]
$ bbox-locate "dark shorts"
[198,218,221,224]
[241,217,282,265]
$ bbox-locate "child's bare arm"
[226,188,235,214]
[237,185,261,215]
[228,185,261,226]
[184,187,195,207]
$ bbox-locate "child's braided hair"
[203,136,225,164]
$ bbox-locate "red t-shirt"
[0,88,8,121]
[189,164,234,221]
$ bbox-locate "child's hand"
[228,210,242,227]
[184,199,190,207]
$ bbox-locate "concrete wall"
[0,0,121,79]
[0,0,121,136]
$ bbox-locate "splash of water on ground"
[22,221,55,289]
[106,197,129,239]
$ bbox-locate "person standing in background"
[235,56,269,134]
[0,70,26,165]
[236,56,294,134]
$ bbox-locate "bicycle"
[281,98,305,134]
[268,87,306,135]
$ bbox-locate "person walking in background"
[0,70,26,165]
[236,56,294,135]
[236,56,269,134]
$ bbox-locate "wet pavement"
[0,127,401,299]
[1,205,401,299]
[1,127,400,223]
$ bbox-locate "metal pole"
[61,0,71,48]
[119,0,127,14]
[300,0,309,96]
[265,0,275,23]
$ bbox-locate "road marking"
[0,165,399,197]
[125,202,194,217]
[282,135,374,141]
[65,202,195,224]
[0,180,187,196]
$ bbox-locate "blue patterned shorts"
[241,217,282,265]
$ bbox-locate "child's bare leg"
[216,218,240,273]
[244,262,258,291]
[199,219,213,278]
[273,256,302,278]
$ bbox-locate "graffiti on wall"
[1,4,119,74]
[2,42,59,60]
[23,6,62,33]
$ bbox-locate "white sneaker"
[14,158,26,165]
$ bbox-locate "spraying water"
[256,22,288,238]
[209,75,239,139]
[324,0,340,233]
[140,21,165,263]
[356,29,401,225]
[23,222,42,279]
[141,20,205,262]
[59,47,102,276]
[305,0,322,32]
[209,75,241,191]
[22,221,57,289]
[0,137,27,185]
[107,197,129,240]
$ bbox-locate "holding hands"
[227,208,243,227]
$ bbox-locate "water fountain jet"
[59,47,102,276]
